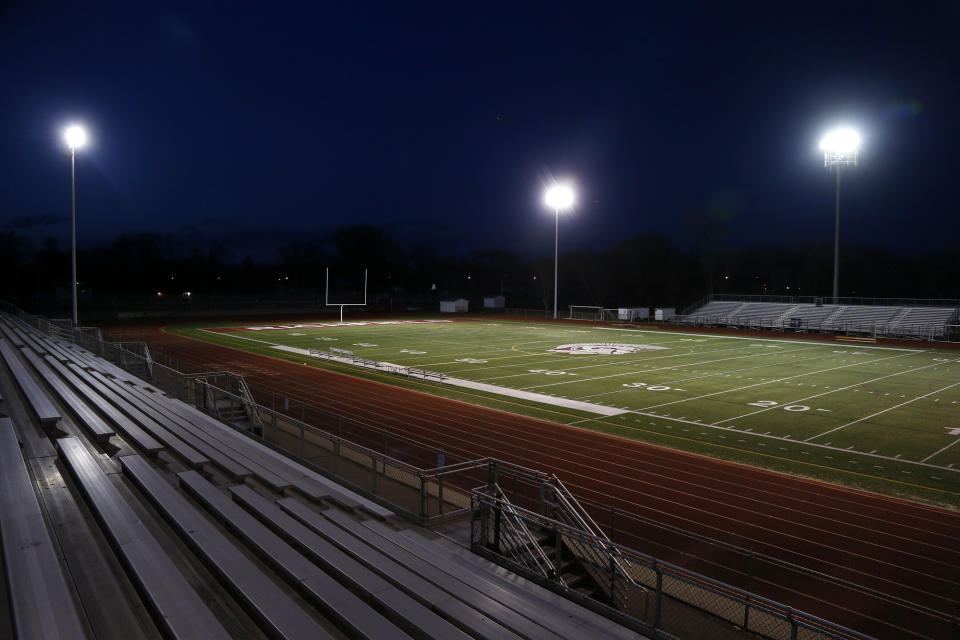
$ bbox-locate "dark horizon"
[2,1,958,263]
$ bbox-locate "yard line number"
[748,400,814,412]
[622,382,672,391]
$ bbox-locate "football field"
[175,317,960,503]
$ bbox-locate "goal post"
[325,268,367,322]
[568,305,603,321]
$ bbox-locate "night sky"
[2,1,957,261]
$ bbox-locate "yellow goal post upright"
[325,267,368,323]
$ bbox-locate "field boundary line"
[616,410,960,479]
[922,437,960,464]
[807,381,960,442]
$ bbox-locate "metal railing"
[471,489,877,640]
[4,300,958,639]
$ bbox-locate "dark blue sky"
[1,1,957,260]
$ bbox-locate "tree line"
[2,225,957,318]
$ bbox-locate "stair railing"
[481,483,558,583]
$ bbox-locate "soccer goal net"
[568,306,603,321]
[569,306,643,321]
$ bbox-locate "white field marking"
[806,380,960,443]
[521,343,826,391]
[613,408,960,474]
[922,436,960,463]
[573,349,843,400]
[718,356,951,427]
[434,335,690,374]
[468,339,746,380]
[199,328,280,347]
[593,326,924,352]
[640,350,917,413]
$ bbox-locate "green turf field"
[172,317,960,506]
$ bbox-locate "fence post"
[438,475,444,515]
[743,550,755,631]
[788,609,797,640]
[419,474,427,521]
[371,454,378,493]
[653,564,662,628]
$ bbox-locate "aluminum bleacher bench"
[362,519,644,640]
[0,339,61,427]
[86,371,257,483]
[56,437,232,640]
[0,322,26,347]
[178,471,414,640]
[76,367,208,468]
[276,497,528,640]
[119,455,335,640]
[41,356,164,456]
[21,348,116,442]
[229,485,473,640]
[319,507,569,640]
[139,389,367,511]
[0,419,88,640]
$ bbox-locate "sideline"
[271,344,630,417]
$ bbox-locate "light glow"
[819,128,860,153]
[64,125,88,150]
[544,184,575,210]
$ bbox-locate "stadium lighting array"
[544,183,576,319]
[63,124,88,326]
[820,127,861,303]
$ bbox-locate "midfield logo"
[549,343,667,355]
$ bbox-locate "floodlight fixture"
[544,184,575,210]
[543,182,576,320]
[819,127,861,303]
[820,127,860,167]
[64,125,88,150]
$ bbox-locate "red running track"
[107,324,960,639]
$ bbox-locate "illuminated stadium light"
[820,128,860,167]
[819,127,861,303]
[63,123,89,327]
[64,125,87,150]
[543,182,576,319]
[544,184,575,210]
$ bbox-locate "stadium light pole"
[544,183,575,319]
[819,128,860,304]
[64,125,88,327]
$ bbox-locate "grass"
[169,316,960,507]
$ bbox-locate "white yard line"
[806,381,960,442]
[922,437,960,464]
[641,351,917,413]
[715,356,947,426]
[198,328,280,347]
[593,326,924,352]
[520,344,825,390]
[574,350,854,401]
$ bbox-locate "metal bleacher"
[0,311,650,640]
[677,296,960,340]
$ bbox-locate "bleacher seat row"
[0,312,647,640]
[677,299,959,338]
